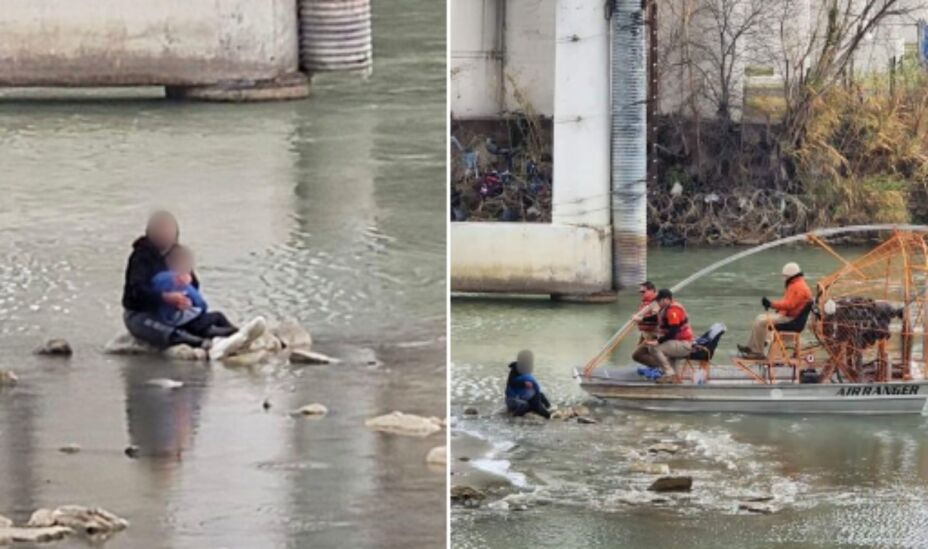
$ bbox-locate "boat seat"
[678,323,726,382]
[733,305,814,383]
[769,301,813,361]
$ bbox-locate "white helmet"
[782,262,801,277]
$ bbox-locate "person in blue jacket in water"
[151,245,237,340]
[505,350,551,419]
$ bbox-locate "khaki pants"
[632,340,692,375]
[745,312,792,355]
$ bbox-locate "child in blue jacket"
[505,350,551,419]
[151,245,237,340]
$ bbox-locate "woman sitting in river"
[122,211,266,360]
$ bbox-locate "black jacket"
[122,237,198,312]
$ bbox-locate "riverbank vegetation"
[451,0,928,245]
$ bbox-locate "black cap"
[656,289,673,301]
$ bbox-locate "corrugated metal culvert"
[298,0,373,75]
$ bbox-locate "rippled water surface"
[452,246,928,548]
[0,3,446,547]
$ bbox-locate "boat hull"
[576,367,928,414]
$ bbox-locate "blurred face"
[147,213,179,252]
[166,249,194,276]
[658,297,671,308]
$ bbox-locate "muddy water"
[0,2,446,548]
[452,246,928,548]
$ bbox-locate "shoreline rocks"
[365,412,443,437]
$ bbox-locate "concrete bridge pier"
[450,0,616,301]
[0,0,372,102]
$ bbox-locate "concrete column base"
[165,73,310,102]
[551,291,618,304]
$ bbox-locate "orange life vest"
[658,302,694,342]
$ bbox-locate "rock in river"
[739,502,775,514]
[34,338,73,357]
[0,526,73,544]
[272,320,313,350]
[648,443,682,454]
[162,344,207,362]
[365,412,443,437]
[450,485,486,507]
[0,370,18,387]
[28,505,129,535]
[426,445,447,466]
[648,476,693,492]
[58,443,81,454]
[103,333,158,355]
[221,349,269,368]
[289,349,339,365]
[629,462,670,475]
[294,403,329,416]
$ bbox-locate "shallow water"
[452,246,928,548]
[0,2,446,547]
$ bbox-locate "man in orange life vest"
[632,280,660,339]
[738,262,812,357]
[632,289,693,383]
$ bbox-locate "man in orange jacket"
[738,262,812,357]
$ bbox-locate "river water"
[0,2,446,547]
[452,245,928,548]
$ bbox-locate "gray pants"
[124,310,205,350]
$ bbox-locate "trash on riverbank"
[365,412,443,437]
[34,338,73,357]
